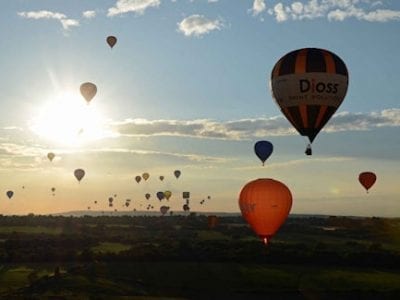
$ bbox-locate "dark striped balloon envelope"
[270,48,348,155]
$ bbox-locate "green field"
[0,214,399,298]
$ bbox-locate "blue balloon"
[254,141,273,166]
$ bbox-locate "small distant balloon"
[183,204,190,212]
[359,172,377,193]
[145,193,151,200]
[135,176,142,183]
[74,169,85,182]
[6,190,14,199]
[159,176,164,181]
[156,191,165,201]
[80,82,97,104]
[142,173,150,181]
[208,215,218,229]
[164,191,172,200]
[51,187,56,193]
[160,205,169,215]
[174,170,181,179]
[47,152,55,162]
[254,141,273,166]
[106,36,117,49]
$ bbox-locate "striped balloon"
[270,48,348,147]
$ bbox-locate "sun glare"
[30,91,113,146]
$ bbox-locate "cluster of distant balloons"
[239,47,377,245]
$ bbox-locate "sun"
[30,91,113,146]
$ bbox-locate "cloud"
[83,10,96,19]
[107,0,161,16]
[112,108,400,140]
[17,10,79,30]
[235,156,354,171]
[249,0,267,16]
[177,14,223,37]
[266,0,400,22]
[85,147,230,164]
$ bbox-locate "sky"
[0,0,399,217]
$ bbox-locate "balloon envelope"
[174,170,181,179]
[80,82,97,104]
[6,190,14,199]
[47,152,55,162]
[74,169,85,182]
[135,176,141,183]
[106,36,117,48]
[159,176,164,181]
[156,191,165,201]
[145,193,151,200]
[160,205,169,215]
[208,215,218,229]
[359,172,376,192]
[239,178,292,244]
[142,173,150,181]
[254,141,273,165]
[270,48,348,145]
[164,191,172,200]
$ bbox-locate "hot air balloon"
[183,204,190,212]
[51,187,56,193]
[182,192,190,199]
[270,48,348,155]
[254,141,273,166]
[145,193,151,200]
[239,178,292,245]
[160,205,169,215]
[6,190,14,199]
[135,176,142,183]
[359,172,376,193]
[80,82,97,104]
[156,191,165,201]
[174,170,181,179]
[208,215,218,229]
[164,191,172,201]
[74,169,85,182]
[159,176,164,181]
[106,36,117,49]
[142,173,150,181]
[47,152,55,162]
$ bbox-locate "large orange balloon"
[358,172,376,193]
[270,48,348,154]
[239,178,292,244]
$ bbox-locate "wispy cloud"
[107,0,161,17]
[85,147,230,164]
[265,0,400,22]
[17,10,80,30]
[113,108,400,140]
[82,10,96,19]
[177,14,223,37]
[235,156,354,171]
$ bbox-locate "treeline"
[0,214,399,269]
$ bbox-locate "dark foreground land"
[0,213,399,299]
